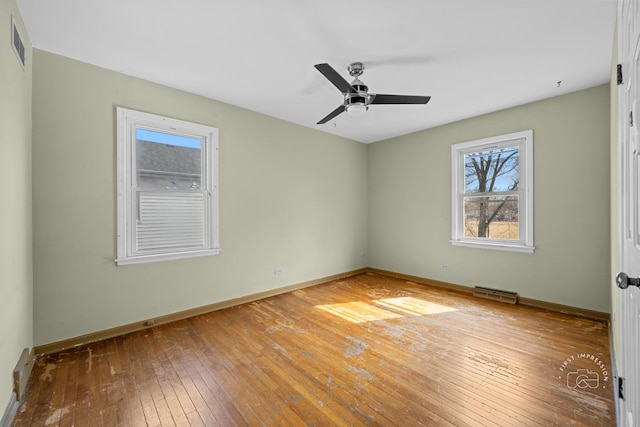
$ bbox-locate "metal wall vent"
[11,15,25,69]
[474,286,518,304]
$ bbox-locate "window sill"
[116,248,221,266]
[450,240,535,253]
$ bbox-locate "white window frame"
[450,130,534,253]
[116,107,220,265]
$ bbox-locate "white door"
[617,1,640,426]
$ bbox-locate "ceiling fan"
[314,62,431,125]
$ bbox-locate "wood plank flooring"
[12,273,615,426]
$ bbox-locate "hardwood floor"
[13,273,615,426]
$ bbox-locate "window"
[116,107,220,265]
[450,130,534,252]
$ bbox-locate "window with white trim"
[450,130,534,253]
[116,107,220,265]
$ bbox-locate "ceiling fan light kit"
[314,62,431,124]
[346,103,367,116]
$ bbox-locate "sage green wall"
[32,50,368,346]
[368,85,611,312]
[30,48,612,348]
[0,0,33,413]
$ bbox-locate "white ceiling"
[16,0,617,143]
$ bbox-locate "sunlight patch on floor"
[316,301,402,323]
[374,297,458,316]
[316,297,457,323]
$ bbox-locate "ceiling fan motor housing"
[346,84,368,115]
[348,77,369,108]
[346,93,368,108]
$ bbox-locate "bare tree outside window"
[463,146,519,239]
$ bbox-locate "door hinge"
[618,376,625,400]
[618,64,623,85]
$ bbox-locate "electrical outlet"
[274,267,283,276]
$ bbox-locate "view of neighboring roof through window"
[136,129,202,190]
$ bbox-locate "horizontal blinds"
[136,191,205,252]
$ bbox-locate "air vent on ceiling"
[11,15,25,69]
[473,286,518,304]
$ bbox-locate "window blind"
[136,191,205,252]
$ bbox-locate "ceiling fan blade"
[317,105,345,124]
[314,63,356,94]
[370,94,431,105]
